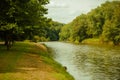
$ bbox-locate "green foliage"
[32,35,40,42]
[87,8,104,37]
[59,23,72,41]
[60,14,89,43]
[45,21,64,41]
[71,14,88,42]
[0,0,50,49]
[59,1,120,45]
[0,23,17,30]
[39,36,49,41]
[101,1,120,45]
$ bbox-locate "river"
[42,42,120,80]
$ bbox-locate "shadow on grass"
[0,42,39,74]
[0,66,39,73]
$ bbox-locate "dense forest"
[31,20,64,42]
[59,1,120,45]
[0,0,64,50]
[0,0,49,49]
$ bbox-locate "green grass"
[0,42,74,80]
[82,38,114,45]
[82,38,101,44]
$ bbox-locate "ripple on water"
[42,42,120,80]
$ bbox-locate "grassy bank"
[0,42,74,80]
[82,38,114,45]
[82,38,101,44]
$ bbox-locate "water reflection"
[74,45,120,80]
[42,42,120,80]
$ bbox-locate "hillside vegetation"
[59,1,120,45]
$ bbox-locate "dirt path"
[15,52,57,80]
[0,43,59,80]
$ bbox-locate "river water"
[42,42,120,80]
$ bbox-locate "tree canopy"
[0,0,49,50]
[59,1,120,45]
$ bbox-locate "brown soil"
[0,43,58,80]
[15,51,57,80]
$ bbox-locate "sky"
[46,0,113,23]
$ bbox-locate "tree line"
[0,0,63,50]
[59,1,120,45]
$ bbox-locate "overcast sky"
[46,0,113,23]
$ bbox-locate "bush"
[33,35,40,43]
[39,37,49,42]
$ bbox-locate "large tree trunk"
[4,31,11,50]
[4,35,10,50]
[3,29,15,50]
[4,40,8,46]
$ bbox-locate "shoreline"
[0,42,74,80]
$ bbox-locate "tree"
[0,0,49,50]
[70,14,88,43]
[59,1,120,45]
[101,1,120,45]
[47,21,64,41]
[59,23,72,41]
[86,7,104,38]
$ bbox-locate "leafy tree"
[70,14,88,42]
[101,1,120,45]
[0,0,49,50]
[59,1,120,45]
[46,21,64,41]
[59,23,72,41]
[87,8,104,37]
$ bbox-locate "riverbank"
[81,38,114,45]
[0,42,74,80]
[43,42,120,80]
